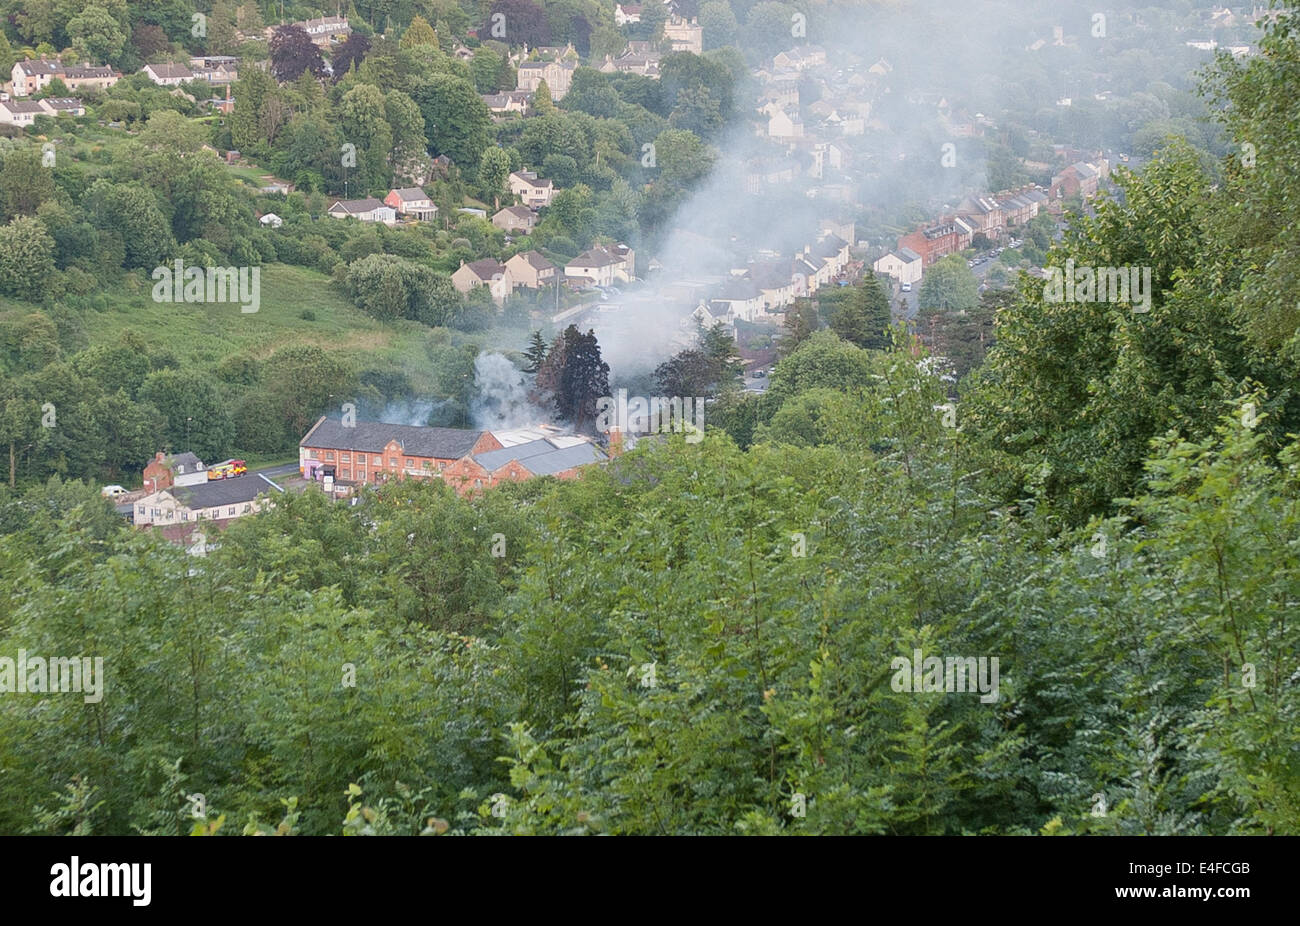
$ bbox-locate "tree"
[530,80,556,115]
[918,255,979,315]
[535,325,608,432]
[66,6,127,66]
[829,274,892,350]
[414,75,492,178]
[522,330,548,373]
[778,298,819,356]
[270,25,325,82]
[401,15,438,48]
[0,150,57,220]
[485,0,551,47]
[700,2,738,50]
[479,147,511,209]
[471,47,502,93]
[82,181,174,270]
[138,370,234,462]
[332,32,372,79]
[0,216,56,301]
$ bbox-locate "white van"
[101,485,127,499]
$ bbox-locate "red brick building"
[299,418,503,488]
[898,220,970,266]
[299,418,607,497]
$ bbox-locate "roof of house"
[2,100,45,114]
[147,62,195,79]
[472,438,606,477]
[510,170,553,189]
[15,59,61,76]
[329,197,388,214]
[301,417,489,459]
[494,205,535,221]
[462,259,506,280]
[568,247,623,268]
[168,475,270,510]
[169,451,205,472]
[713,277,762,301]
[389,187,429,202]
[897,247,922,262]
[508,250,556,271]
[41,97,83,110]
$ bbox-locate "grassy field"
[81,263,446,385]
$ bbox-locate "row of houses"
[326,171,553,227]
[0,97,84,125]
[451,243,635,303]
[7,59,118,97]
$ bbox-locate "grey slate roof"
[472,438,606,476]
[301,417,487,460]
[169,475,269,509]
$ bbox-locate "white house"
[509,170,555,209]
[874,248,923,286]
[142,62,196,85]
[327,198,397,224]
[565,244,635,287]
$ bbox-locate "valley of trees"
[3,9,1300,836]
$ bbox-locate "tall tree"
[270,25,325,82]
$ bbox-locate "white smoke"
[377,399,448,427]
[470,352,555,430]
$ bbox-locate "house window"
[325,451,335,461]
[228,507,236,516]
[166,510,174,520]
[389,457,398,467]
[405,458,414,468]
[182,512,189,520]
[422,461,432,470]
[137,505,145,515]
[310,450,319,459]
[341,469,349,479]
[374,456,382,465]
[151,508,161,518]
[341,453,350,462]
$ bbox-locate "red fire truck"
[207,459,248,480]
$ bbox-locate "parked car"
[101,485,127,499]
[901,282,912,292]
[753,369,766,378]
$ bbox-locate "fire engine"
[207,459,248,480]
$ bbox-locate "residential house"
[142,451,207,493]
[516,59,577,99]
[899,220,968,267]
[384,187,437,221]
[142,62,195,85]
[492,205,537,233]
[295,16,351,46]
[598,48,662,77]
[1050,161,1105,201]
[327,198,397,224]
[453,259,514,303]
[748,260,797,311]
[39,97,85,116]
[0,100,45,126]
[509,170,555,208]
[482,90,531,115]
[189,56,239,85]
[773,45,827,71]
[664,16,704,54]
[504,250,558,289]
[565,244,635,287]
[10,59,118,96]
[298,417,503,488]
[614,3,643,25]
[767,108,803,139]
[956,195,1005,239]
[709,277,764,323]
[259,213,283,228]
[873,248,923,285]
[134,475,273,527]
